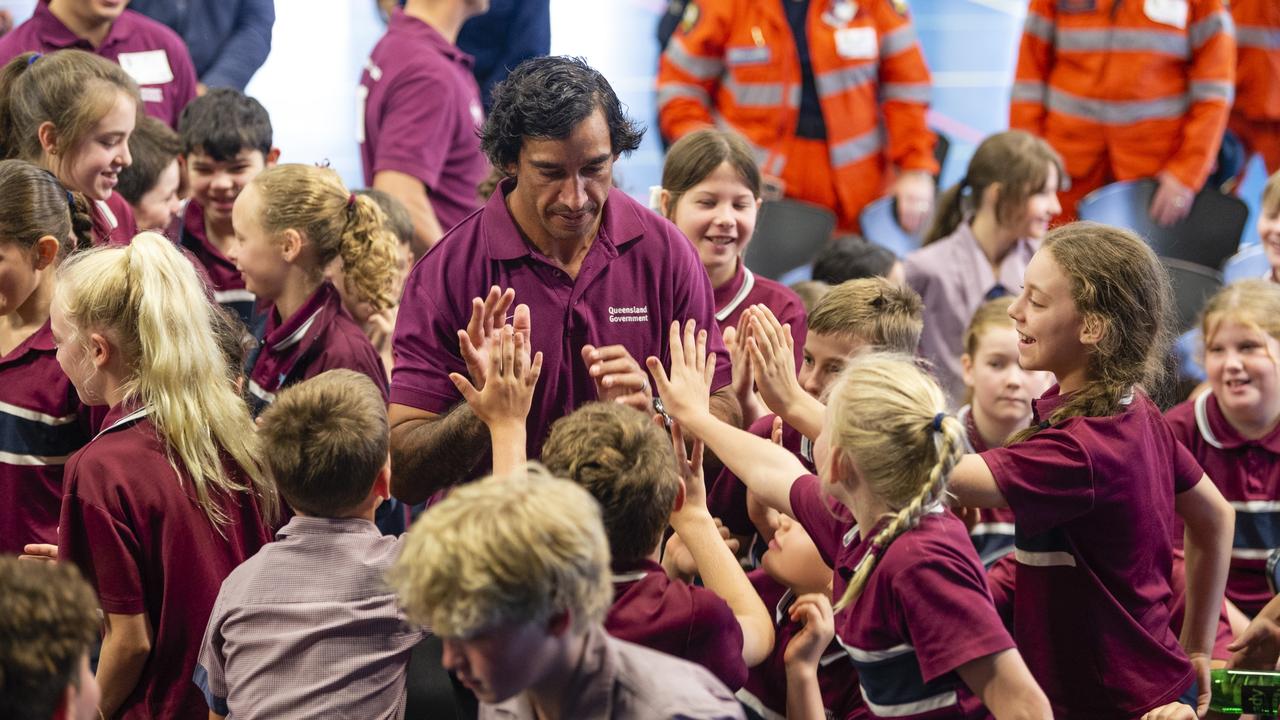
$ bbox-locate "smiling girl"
[0,49,139,245]
[905,130,1063,405]
[1167,280,1280,635]
[660,128,806,366]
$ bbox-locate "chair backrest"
[1222,243,1271,284]
[1076,179,1248,270]
[858,195,923,258]
[744,198,836,280]
[1161,257,1224,334]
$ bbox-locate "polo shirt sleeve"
[389,269,467,414]
[1172,440,1206,495]
[892,538,1015,683]
[60,496,146,615]
[194,594,231,715]
[980,428,1095,537]
[687,585,748,690]
[788,473,849,567]
[669,227,732,392]
[370,65,458,191]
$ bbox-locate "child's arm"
[946,454,1011,509]
[744,306,825,441]
[668,422,774,667]
[722,318,765,428]
[647,320,810,516]
[955,648,1053,720]
[660,518,739,583]
[784,593,835,720]
[449,325,544,477]
[1175,474,1235,716]
[1227,593,1280,670]
[97,612,153,717]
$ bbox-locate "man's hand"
[450,325,544,432]
[582,344,652,413]
[458,286,530,389]
[892,170,936,235]
[1150,172,1195,227]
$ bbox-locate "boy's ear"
[670,477,687,515]
[372,461,391,501]
[265,147,281,167]
[546,610,572,638]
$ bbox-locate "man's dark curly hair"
[482,56,644,174]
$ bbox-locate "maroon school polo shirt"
[59,404,273,719]
[981,385,1201,719]
[737,569,863,720]
[175,198,259,327]
[0,1,198,127]
[247,282,388,415]
[91,194,138,246]
[604,558,747,691]
[713,260,806,368]
[710,413,815,538]
[958,404,1016,568]
[1167,391,1280,615]
[392,178,732,473]
[837,511,1013,720]
[0,321,94,554]
[359,9,489,233]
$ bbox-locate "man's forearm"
[390,404,488,503]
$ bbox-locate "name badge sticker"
[835,26,878,60]
[117,50,174,86]
[1144,0,1188,29]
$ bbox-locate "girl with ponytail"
[946,222,1235,719]
[0,49,141,245]
[227,163,398,414]
[647,321,1051,720]
[904,130,1062,405]
[48,232,277,719]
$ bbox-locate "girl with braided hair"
[647,320,1050,719]
[947,222,1235,720]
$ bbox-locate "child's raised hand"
[670,419,709,520]
[784,593,835,670]
[646,320,716,425]
[745,305,804,415]
[450,325,543,431]
[724,319,763,426]
[457,286,530,389]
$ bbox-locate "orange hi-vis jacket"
[1010,0,1235,196]
[1231,0,1280,122]
[657,0,937,228]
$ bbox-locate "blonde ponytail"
[54,232,279,528]
[825,352,965,612]
[253,164,399,311]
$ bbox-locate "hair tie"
[65,190,75,208]
[26,53,40,66]
[346,193,356,212]
[931,412,946,433]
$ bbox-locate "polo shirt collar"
[957,403,989,453]
[32,0,133,49]
[1195,390,1280,453]
[713,260,755,322]
[1030,384,1065,424]
[96,402,148,438]
[263,282,339,354]
[277,516,381,539]
[481,179,643,262]
[388,8,473,68]
[610,557,663,584]
[954,221,1034,296]
[0,319,55,364]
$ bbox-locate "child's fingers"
[448,372,480,406]
[501,327,516,377]
[690,436,705,470]
[667,321,685,367]
[511,327,526,376]
[703,351,717,386]
[671,420,689,466]
[645,355,673,395]
[682,319,699,369]
[771,415,784,445]
[512,302,531,341]
[525,351,544,386]
[695,327,708,369]
[722,325,737,353]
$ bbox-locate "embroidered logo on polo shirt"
[608,306,650,323]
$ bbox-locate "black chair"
[858,195,922,258]
[1161,257,1223,334]
[744,198,836,280]
[1076,179,1248,271]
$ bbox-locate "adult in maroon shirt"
[389,56,740,502]
[360,0,491,256]
[0,0,198,128]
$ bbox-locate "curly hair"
[482,56,643,173]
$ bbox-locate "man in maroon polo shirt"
[360,0,491,257]
[389,56,741,503]
[0,0,198,128]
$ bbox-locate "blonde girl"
[957,297,1051,566]
[648,322,1052,720]
[49,232,277,719]
[228,164,398,414]
[1167,280,1280,635]
[905,130,1063,405]
[0,49,140,245]
[946,222,1234,719]
[0,159,93,556]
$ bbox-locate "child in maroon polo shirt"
[0,49,140,246]
[116,115,180,232]
[945,223,1236,719]
[0,159,95,556]
[228,164,397,415]
[658,128,807,369]
[649,326,1052,719]
[174,88,279,331]
[46,232,278,720]
[1167,280,1280,630]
